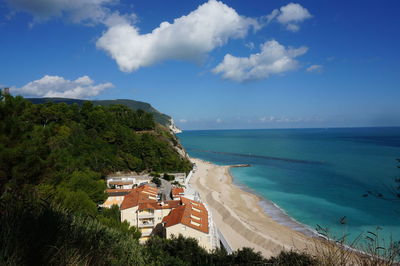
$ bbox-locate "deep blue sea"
[178,127,400,244]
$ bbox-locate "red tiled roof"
[163,198,209,234]
[162,205,185,226]
[120,184,159,210]
[172,187,184,197]
[181,197,207,212]
[138,200,181,211]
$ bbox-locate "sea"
[178,127,400,245]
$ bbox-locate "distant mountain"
[27,98,177,130]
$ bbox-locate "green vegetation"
[0,196,146,265]
[27,97,173,127]
[0,93,191,191]
[151,176,161,187]
[162,173,175,181]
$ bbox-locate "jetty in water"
[230,164,251,168]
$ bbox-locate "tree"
[151,177,161,187]
[98,205,141,239]
[162,173,174,181]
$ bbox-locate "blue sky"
[1,0,399,130]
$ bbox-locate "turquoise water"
[178,128,400,244]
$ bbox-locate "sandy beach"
[189,157,316,258]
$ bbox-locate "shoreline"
[188,157,317,257]
[228,168,320,238]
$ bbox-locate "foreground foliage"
[1,194,317,265]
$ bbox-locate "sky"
[1,0,399,130]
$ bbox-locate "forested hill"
[27,97,172,127]
[0,93,191,199]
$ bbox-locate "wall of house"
[106,176,136,188]
[166,224,212,250]
[121,206,138,227]
[154,208,172,224]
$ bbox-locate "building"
[118,184,180,242]
[103,184,216,248]
[162,197,213,250]
[171,187,185,200]
[106,175,136,189]
[168,173,186,184]
[101,189,133,208]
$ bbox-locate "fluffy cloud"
[267,3,312,32]
[5,0,117,24]
[96,0,259,72]
[306,64,323,73]
[13,75,114,98]
[213,40,308,82]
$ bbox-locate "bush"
[162,173,175,181]
[151,176,161,187]
[266,250,318,265]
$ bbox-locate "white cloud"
[286,23,300,32]
[267,3,312,32]
[245,42,255,50]
[306,64,323,73]
[179,119,187,123]
[213,40,308,82]
[96,0,259,72]
[5,0,118,24]
[266,9,279,23]
[12,75,114,98]
[216,118,222,123]
[260,116,275,122]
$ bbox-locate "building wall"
[121,206,138,227]
[166,224,212,251]
[106,176,136,188]
[154,208,172,224]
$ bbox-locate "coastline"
[229,172,320,238]
[189,157,317,258]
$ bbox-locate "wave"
[187,148,324,165]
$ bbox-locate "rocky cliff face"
[168,118,182,134]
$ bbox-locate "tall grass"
[309,225,400,266]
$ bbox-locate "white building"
[162,197,214,250]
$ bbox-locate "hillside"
[26,97,174,128]
[0,93,192,197]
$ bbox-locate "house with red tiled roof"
[116,184,182,242]
[102,184,214,247]
[162,197,212,250]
